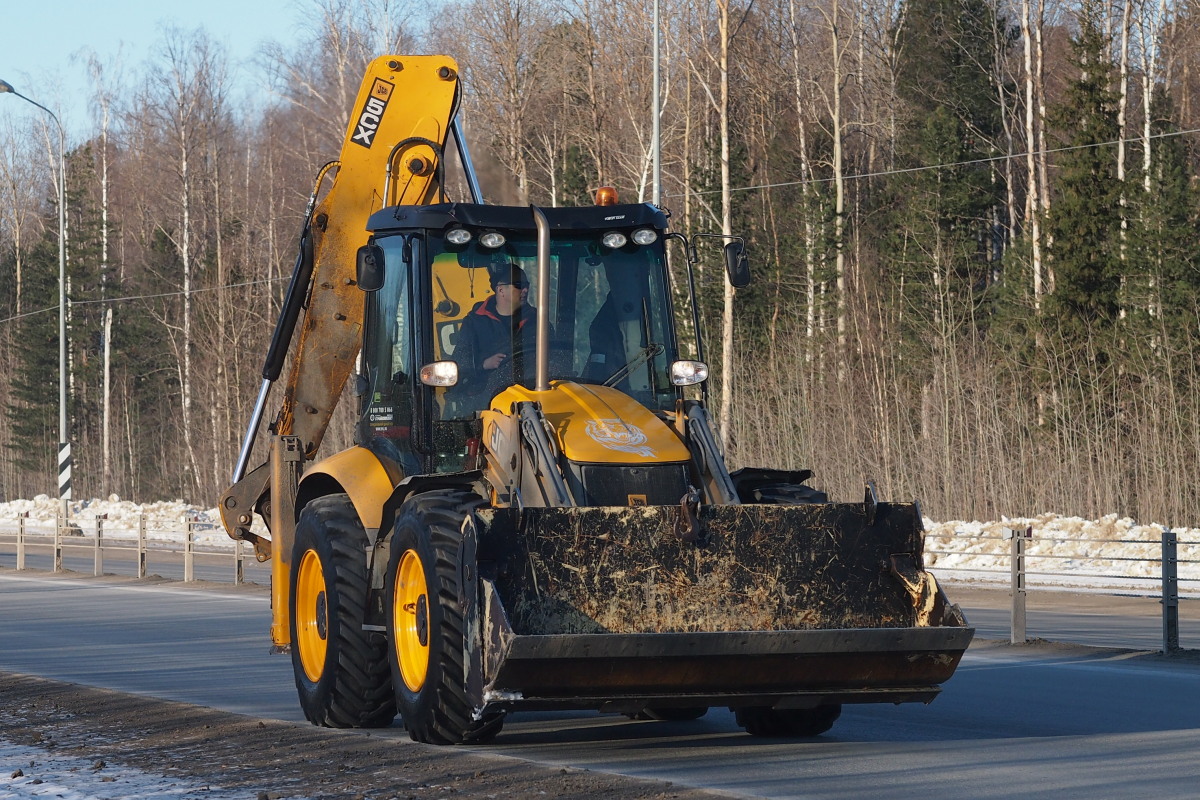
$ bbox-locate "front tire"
[289,494,395,728]
[735,480,836,738]
[386,489,503,744]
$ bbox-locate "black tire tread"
[734,705,841,737]
[391,489,503,745]
[732,483,837,739]
[292,494,395,729]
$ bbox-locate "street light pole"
[0,79,72,517]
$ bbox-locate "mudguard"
[298,445,399,530]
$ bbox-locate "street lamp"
[0,79,72,517]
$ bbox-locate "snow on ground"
[0,739,298,800]
[0,496,1196,595]
[0,495,261,546]
[924,513,1200,596]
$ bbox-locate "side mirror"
[723,241,751,288]
[356,243,386,292]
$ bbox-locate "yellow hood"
[487,381,690,464]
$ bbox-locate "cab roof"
[366,202,669,234]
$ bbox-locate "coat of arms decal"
[584,419,656,458]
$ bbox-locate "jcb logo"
[351,78,394,149]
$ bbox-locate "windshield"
[428,229,678,419]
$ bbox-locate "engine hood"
[488,381,690,464]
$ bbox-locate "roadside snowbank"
[924,513,1199,594]
[0,495,251,545]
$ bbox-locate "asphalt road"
[0,570,1197,799]
[946,583,1197,651]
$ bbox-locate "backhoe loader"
[219,54,973,744]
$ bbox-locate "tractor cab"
[356,202,688,476]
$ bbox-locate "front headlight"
[445,227,472,245]
[479,231,507,249]
[631,228,658,245]
[419,361,459,387]
[601,231,628,249]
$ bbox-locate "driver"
[452,263,538,404]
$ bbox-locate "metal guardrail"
[926,525,1196,653]
[0,512,256,584]
[4,512,1193,653]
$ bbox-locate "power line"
[676,126,1200,198]
[0,275,287,327]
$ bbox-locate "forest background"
[1,0,1197,527]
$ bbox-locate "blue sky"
[1,0,307,138]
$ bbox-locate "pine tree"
[1042,3,1122,337]
[559,144,593,206]
[1128,88,1199,340]
[885,0,1005,353]
[64,146,108,481]
[894,0,1002,142]
[6,224,59,480]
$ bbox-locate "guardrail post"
[16,512,27,570]
[54,510,63,572]
[137,514,148,578]
[1008,525,1031,644]
[184,515,195,582]
[94,514,105,576]
[234,537,244,585]
[1162,528,1179,654]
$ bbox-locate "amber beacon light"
[594,186,619,205]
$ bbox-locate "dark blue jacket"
[453,295,538,399]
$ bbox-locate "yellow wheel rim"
[394,549,430,692]
[295,548,329,683]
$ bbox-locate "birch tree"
[1021,0,1046,302]
[1136,0,1170,192]
[450,0,552,202]
[134,30,231,495]
[87,53,121,495]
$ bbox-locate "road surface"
[1,570,1197,798]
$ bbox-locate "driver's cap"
[489,262,528,288]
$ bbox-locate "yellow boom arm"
[219,56,459,555]
[279,55,460,455]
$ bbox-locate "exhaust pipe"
[531,205,551,392]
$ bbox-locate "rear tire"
[289,494,395,728]
[735,705,842,737]
[386,489,504,745]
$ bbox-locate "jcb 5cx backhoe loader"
[219,54,973,745]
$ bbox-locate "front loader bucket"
[468,502,973,714]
